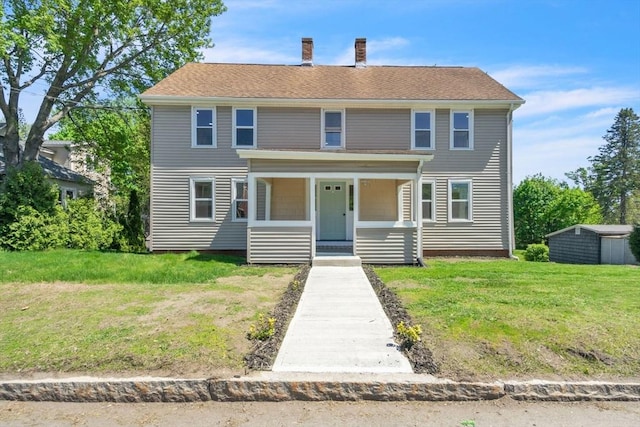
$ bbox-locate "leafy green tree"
[567,108,640,224]
[629,224,640,263]
[0,161,58,230]
[514,174,561,248]
[514,174,603,248]
[1,0,226,168]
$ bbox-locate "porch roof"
[237,149,434,163]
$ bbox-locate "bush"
[524,243,550,262]
[0,206,68,251]
[66,198,123,250]
[630,224,640,263]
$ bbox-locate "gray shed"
[546,225,638,265]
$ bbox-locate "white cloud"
[489,65,588,89]
[201,39,297,64]
[516,86,640,118]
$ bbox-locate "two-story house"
[140,38,524,264]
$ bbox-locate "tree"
[1,0,226,168]
[513,174,603,248]
[567,108,640,224]
[514,174,561,248]
[629,224,640,263]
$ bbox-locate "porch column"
[310,176,316,258]
[415,168,423,261]
[353,178,360,255]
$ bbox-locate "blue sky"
[201,0,640,183]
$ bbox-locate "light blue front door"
[319,181,346,240]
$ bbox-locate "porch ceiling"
[237,149,434,163]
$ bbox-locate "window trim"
[411,109,435,150]
[190,177,216,222]
[421,180,436,222]
[448,179,473,222]
[450,110,474,150]
[192,107,217,148]
[321,109,346,149]
[231,177,248,222]
[232,107,257,148]
[59,187,77,207]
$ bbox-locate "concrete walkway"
[272,266,413,373]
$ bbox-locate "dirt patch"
[567,347,616,366]
[244,265,311,370]
[363,265,438,374]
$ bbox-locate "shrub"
[0,206,68,251]
[397,321,422,349]
[247,313,276,341]
[629,224,640,263]
[66,198,123,250]
[524,243,550,262]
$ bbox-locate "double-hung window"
[322,109,344,148]
[421,181,436,221]
[412,110,434,149]
[190,177,215,221]
[450,110,473,150]
[192,107,216,147]
[448,179,472,222]
[232,178,248,222]
[233,108,256,148]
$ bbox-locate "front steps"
[312,255,362,267]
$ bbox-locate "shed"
[546,225,638,265]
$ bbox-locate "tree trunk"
[620,192,627,224]
[1,119,21,167]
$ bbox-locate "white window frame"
[232,107,257,148]
[59,187,77,207]
[231,177,248,222]
[448,179,473,222]
[411,109,435,150]
[190,177,216,222]
[450,110,474,150]
[321,109,346,149]
[421,180,436,222]
[192,107,217,148]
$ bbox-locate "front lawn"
[0,250,295,377]
[375,259,639,380]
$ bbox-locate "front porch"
[239,150,433,264]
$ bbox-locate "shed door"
[318,181,346,241]
[601,237,626,264]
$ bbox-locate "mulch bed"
[363,265,439,374]
[244,264,310,370]
[244,263,438,375]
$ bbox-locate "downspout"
[416,159,425,266]
[506,104,518,260]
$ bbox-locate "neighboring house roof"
[140,63,524,104]
[0,147,91,184]
[546,224,634,238]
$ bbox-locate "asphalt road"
[1,398,638,426]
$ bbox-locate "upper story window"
[412,110,434,150]
[448,179,472,222]
[190,177,215,221]
[192,107,216,147]
[421,181,435,221]
[322,109,345,149]
[233,108,256,148]
[232,178,248,222]
[450,110,473,150]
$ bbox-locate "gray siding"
[422,109,509,252]
[251,159,419,174]
[356,228,416,264]
[347,109,410,150]
[247,226,312,263]
[151,105,247,251]
[549,229,600,264]
[258,107,320,149]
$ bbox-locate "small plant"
[290,279,301,291]
[397,321,422,348]
[460,420,476,427]
[247,313,276,341]
[524,243,549,262]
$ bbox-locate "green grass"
[0,250,295,376]
[375,258,640,379]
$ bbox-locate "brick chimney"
[355,38,366,68]
[301,38,313,66]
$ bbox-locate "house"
[139,38,524,264]
[0,142,94,205]
[547,224,638,265]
